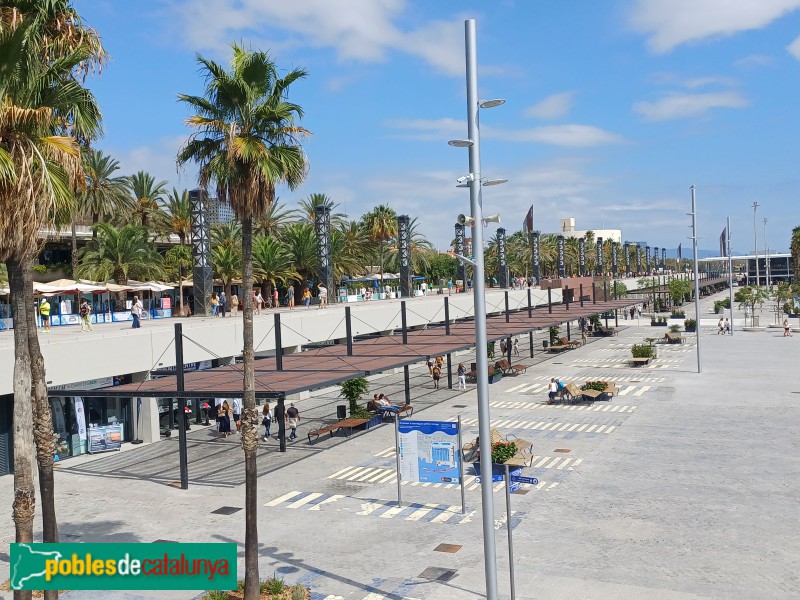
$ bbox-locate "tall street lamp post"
[690,186,702,373]
[752,201,760,286]
[448,18,505,600]
[727,217,734,335]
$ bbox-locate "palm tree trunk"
[70,218,78,277]
[240,216,259,599]
[7,258,35,600]
[379,242,385,287]
[23,258,59,600]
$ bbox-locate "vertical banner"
[397,215,412,298]
[578,238,586,276]
[636,246,642,273]
[497,228,508,288]
[662,247,666,269]
[189,189,213,316]
[645,246,651,272]
[653,247,659,270]
[454,223,467,291]
[720,227,727,257]
[677,243,682,263]
[557,235,565,278]
[398,420,461,483]
[624,242,630,273]
[72,396,87,452]
[523,205,534,235]
[611,241,618,276]
[315,205,335,302]
[596,237,604,275]
[531,232,540,282]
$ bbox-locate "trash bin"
[337,405,347,419]
[471,362,477,372]
[752,315,759,327]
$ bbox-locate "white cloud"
[109,135,198,192]
[165,0,465,76]
[524,92,574,120]
[734,54,775,68]
[789,34,800,59]
[385,118,625,147]
[629,0,800,53]
[633,91,748,121]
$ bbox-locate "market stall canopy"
[128,281,174,292]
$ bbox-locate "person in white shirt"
[232,397,242,432]
[547,378,558,405]
[317,283,328,308]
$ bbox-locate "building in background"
[556,217,622,244]
[206,197,235,225]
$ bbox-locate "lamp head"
[479,98,506,109]
[448,139,474,147]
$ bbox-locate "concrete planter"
[472,462,522,482]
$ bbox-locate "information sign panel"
[398,420,460,484]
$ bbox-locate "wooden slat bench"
[664,332,684,344]
[628,357,652,367]
[604,383,620,398]
[494,359,529,375]
[546,343,570,353]
[559,337,582,348]
[307,417,368,443]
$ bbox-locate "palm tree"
[177,44,308,598]
[298,193,346,227]
[253,200,297,238]
[330,220,369,280]
[281,221,317,284]
[252,235,298,299]
[76,223,164,300]
[158,188,191,311]
[211,244,241,299]
[211,221,242,250]
[164,244,192,308]
[0,3,104,596]
[73,149,131,270]
[363,204,398,285]
[126,171,167,229]
[791,226,800,273]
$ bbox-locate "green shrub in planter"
[669,324,681,333]
[659,316,667,324]
[631,344,654,358]
[684,318,697,330]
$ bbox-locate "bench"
[307,417,369,443]
[546,344,570,353]
[559,337,582,349]
[366,401,414,418]
[664,332,683,344]
[594,326,618,336]
[494,359,529,376]
[463,430,535,467]
[628,357,652,367]
[561,383,603,403]
[604,382,620,398]
[467,367,494,383]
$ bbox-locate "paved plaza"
[1,291,797,599]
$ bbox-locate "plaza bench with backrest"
[604,382,620,398]
[664,332,684,344]
[366,400,414,419]
[559,337,582,348]
[628,357,651,367]
[494,359,529,376]
[594,326,618,336]
[307,417,369,443]
[546,343,570,353]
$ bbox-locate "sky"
[77,0,800,255]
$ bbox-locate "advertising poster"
[88,424,123,454]
[72,397,87,451]
[398,420,460,484]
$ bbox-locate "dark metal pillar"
[314,205,334,303]
[567,322,571,341]
[580,284,584,307]
[527,288,532,318]
[592,283,597,304]
[565,286,570,311]
[174,323,189,490]
[447,354,453,390]
[529,332,534,358]
[547,288,552,314]
[345,306,353,356]
[504,291,510,323]
[277,394,286,452]
[274,313,283,370]
[401,301,408,344]
[404,366,411,404]
[189,189,213,316]
[506,337,512,364]
[604,281,608,302]
[444,296,451,335]
[398,215,412,299]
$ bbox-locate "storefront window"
[50,396,131,460]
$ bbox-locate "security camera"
[456,175,470,184]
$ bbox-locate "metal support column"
[527,288,532,318]
[404,366,411,405]
[447,354,453,389]
[504,291,510,323]
[345,306,353,356]
[277,394,286,452]
[444,297,451,335]
[274,313,283,370]
[547,288,552,314]
[175,323,189,490]
[401,301,408,344]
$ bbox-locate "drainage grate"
[554,448,571,453]
[512,489,529,495]
[418,567,458,582]
[211,506,242,515]
[434,543,462,553]
[453,405,468,408]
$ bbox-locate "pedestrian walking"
[457,363,467,390]
[500,339,507,355]
[426,357,434,376]
[512,338,519,356]
[784,319,792,337]
[447,280,453,295]
[286,403,300,440]
[130,295,143,329]
[303,287,312,308]
[724,318,730,334]
[79,298,93,332]
[273,288,279,309]
[630,307,635,320]
[432,365,442,389]
[40,298,51,332]
[317,283,328,308]
[210,293,219,317]
[232,397,242,432]
[219,292,227,317]
[287,284,295,310]
[230,293,239,316]
[254,291,263,315]
[718,317,724,335]
[262,404,272,440]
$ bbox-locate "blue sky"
[78,0,800,254]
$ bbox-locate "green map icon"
[10,544,63,590]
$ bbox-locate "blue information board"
[398,420,461,484]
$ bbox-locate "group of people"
[38,294,145,332]
[499,338,520,356]
[717,318,732,335]
[210,291,239,318]
[547,377,569,404]
[426,355,444,389]
[214,399,300,442]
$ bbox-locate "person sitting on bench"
[376,394,402,413]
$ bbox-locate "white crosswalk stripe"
[456,417,620,432]
[486,401,637,413]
